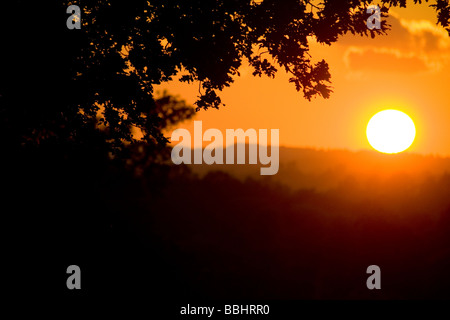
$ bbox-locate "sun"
[366,109,416,154]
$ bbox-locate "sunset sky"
[157,2,450,157]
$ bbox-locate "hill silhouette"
[6,140,450,302]
[142,147,450,299]
[189,145,450,191]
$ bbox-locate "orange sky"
[156,1,450,157]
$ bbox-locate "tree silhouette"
[2,1,448,155]
[3,1,450,304]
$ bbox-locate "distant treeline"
[189,146,450,191]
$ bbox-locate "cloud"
[344,46,429,73]
[398,17,450,52]
[339,10,450,75]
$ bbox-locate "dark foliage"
[5,1,449,153]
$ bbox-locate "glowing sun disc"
[366,109,416,154]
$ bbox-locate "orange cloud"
[339,10,450,75]
[345,47,429,73]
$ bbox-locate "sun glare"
[366,109,416,154]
